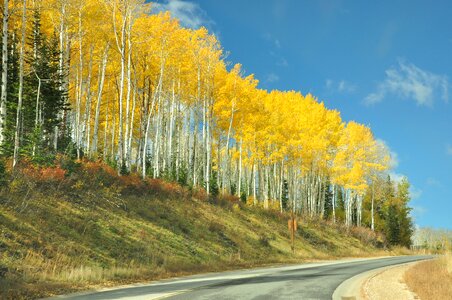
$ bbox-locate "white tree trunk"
[371,183,375,231]
[13,0,27,168]
[332,184,336,223]
[0,0,9,146]
[91,45,109,157]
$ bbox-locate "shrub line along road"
[47,255,431,300]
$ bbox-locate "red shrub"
[146,178,164,194]
[219,194,240,204]
[192,187,208,202]
[40,166,66,182]
[81,160,118,186]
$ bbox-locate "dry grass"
[0,161,403,299]
[404,253,452,300]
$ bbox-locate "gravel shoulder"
[362,262,420,300]
[333,258,429,300]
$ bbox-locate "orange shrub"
[218,194,240,204]
[146,178,165,194]
[192,187,208,202]
[40,166,66,182]
[18,163,66,183]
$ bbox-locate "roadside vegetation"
[404,253,452,300]
[0,1,418,299]
[0,160,404,299]
[0,0,413,236]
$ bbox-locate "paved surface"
[49,255,431,300]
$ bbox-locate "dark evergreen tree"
[386,203,400,245]
[323,181,333,219]
[0,30,19,156]
[281,179,289,209]
[20,10,68,162]
[396,178,414,247]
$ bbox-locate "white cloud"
[265,73,280,83]
[153,0,212,29]
[389,171,406,185]
[263,33,282,49]
[426,177,442,187]
[411,205,427,218]
[447,144,452,156]
[389,171,422,200]
[325,79,357,93]
[409,186,423,200]
[376,139,399,168]
[365,61,449,106]
[269,51,288,67]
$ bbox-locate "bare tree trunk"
[53,1,67,151]
[75,9,85,159]
[83,46,94,154]
[103,96,109,161]
[222,103,235,193]
[371,183,375,231]
[13,0,27,168]
[237,138,242,197]
[91,45,109,157]
[142,72,160,179]
[332,184,336,223]
[127,77,137,167]
[0,0,9,146]
[112,1,127,171]
[167,80,175,174]
[124,16,133,169]
[252,163,257,204]
[279,160,284,212]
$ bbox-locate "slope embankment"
[0,161,404,299]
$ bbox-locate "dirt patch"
[363,263,419,300]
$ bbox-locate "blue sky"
[154,0,452,229]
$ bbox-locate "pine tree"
[21,10,67,162]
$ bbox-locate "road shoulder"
[333,261,421,300]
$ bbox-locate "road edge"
[43,256,393,299]
[332,257,430,300]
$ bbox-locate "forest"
[0,0,413,247]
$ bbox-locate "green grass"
[0,162,394,299]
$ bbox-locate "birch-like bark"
[127,76,137,166]
[83,46,94,154]
[53,1,67,150]
[371,183,375,231]
[75,9,84,159]
[332,184,336,223]
[142,71,161,179]
[124,12,133,168]
[112,1,127,171]
[222,102,235,193]
[13,0,27,168]
[0,0,9,146]
[237,138,242,197]
[103,96,109,161]
[91,45,109,157]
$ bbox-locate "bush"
[208,221,224,234]
[258,235,271,247]
[57,154,81,175]
[350,226,383,247]
[240,192,247,203]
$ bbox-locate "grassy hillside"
[0,160,397,299]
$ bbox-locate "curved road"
[50,255,431,300]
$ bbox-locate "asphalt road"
[50,255,431,300]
